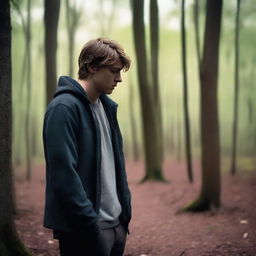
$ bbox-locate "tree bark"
[44,0,60,105]
[0,1,31,254]
[181,0,193,182]
[230,0,241,175]
[107,0,118,36]
[65,0,81,77]
[25,0,32,181]
[131,0,165,181]
[193,0,201,76]
[128,75,140,162]
[183,0,222,211]
[150,0,164,165]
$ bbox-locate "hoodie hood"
[54,76,91,104]
[54,76,118,109]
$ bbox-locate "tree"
[0,1,31,254]
[44,0,60,105]
[11,0,28,167]
[11,0,33,180]
[193,0,201,77]
[65,0,81,77]
[131,0,165,181]
[181,0,193,182]
[97,0,119,37]
[150,0,164,165]
[183,0,223,211]
[25,0,32,181]
[128,75,140,161]
[230,0,241,175]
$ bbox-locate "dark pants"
[58,224,127,256]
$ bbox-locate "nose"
[115,72,122,83]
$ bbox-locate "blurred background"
[10,0,256,181]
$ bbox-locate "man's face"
[91,59,123,95]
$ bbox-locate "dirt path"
[15,160,256,256]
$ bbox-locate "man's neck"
[77,79,99,103]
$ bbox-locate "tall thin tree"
[65,0,81,77]
[25,0,32,181]
[128,75,140,161]
[150,0,164,164]
[0,1,31,254]
[230,0,241,175]
[44,0,60,105]
[193,0,201,76]
[181,0,193,182]
[183,0,223,211]
[131,0,165,181]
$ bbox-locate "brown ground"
[15,160,256,256]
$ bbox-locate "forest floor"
[15,159,256,256]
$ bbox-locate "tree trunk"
[65,0,73,77]
[98,0,105,36]
[65,0,80,77]
[25,0,32,182]
[44,0,60,105]
[0,1,31,254]
[11,1,27,167]
[193,0,201,76]
[230,0,241,175]
[150,0,164,165]
[128,75,140,162]
[131,0,165,181]
[183,0,222,211]
[107,0,118,36]
[181,0,193,182]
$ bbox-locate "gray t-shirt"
[91,99,122,229]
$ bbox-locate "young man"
[43,38,132,256]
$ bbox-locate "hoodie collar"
[55,76,118,110]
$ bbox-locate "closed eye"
[111,69,121,74]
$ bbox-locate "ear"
[87,64,97,74]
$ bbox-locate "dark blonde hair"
[78,38,131,80]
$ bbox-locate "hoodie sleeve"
[43,103,100,234]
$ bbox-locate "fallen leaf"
[47,240,54,244]
[243,233,248,239]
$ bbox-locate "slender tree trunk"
[11,1,27,167]
[230,0,241,175]
[99,0,105,36]
[247,56,255,123]
[128,76,140,162]
[0,1,31,254]
[177,113,182,162]
[66,0,73,77]
[107,0,118,36]
[193,0,201,76]
[44,0,60,105]
[131,0,165,181]
[183,0,222,211]
[150,0,164,164]
[65,0,79,77]
[181,0,193,182]
[25,0,32,181]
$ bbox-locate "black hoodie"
[43,76,131,237]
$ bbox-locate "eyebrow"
[111,67,122,71]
